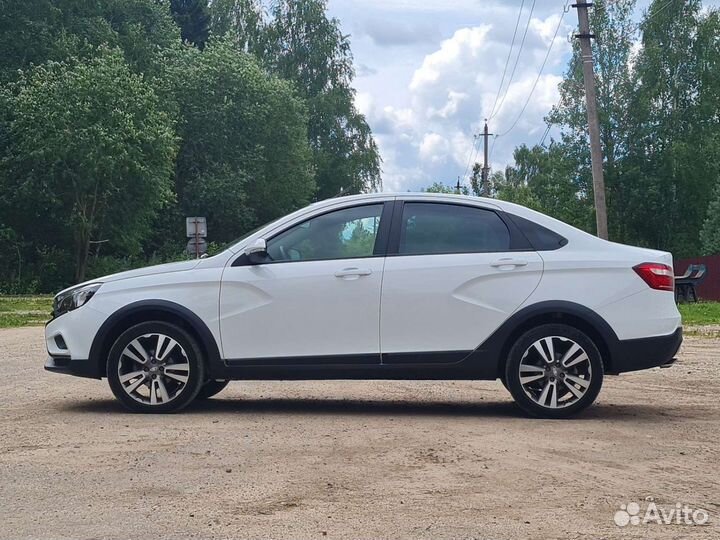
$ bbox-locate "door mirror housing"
[244,238,267,256]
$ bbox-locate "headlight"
[53,283,102,318]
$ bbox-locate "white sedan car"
[45,193,682,417]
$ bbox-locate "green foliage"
[0,48,177,283]
[265,0,382,197]
[166,38,315,238]
[0,0,180,83]
[0,0,379,294]
[423,182,469,195]
[503,0,720,259]
[209,0,266,54]
[496,144,593,231]
[620,0,719,257]
[701,181,720,255]
[170,0,211,49]
[341,219,378,258]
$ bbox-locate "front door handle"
[335,267,373,278]
[490,258,528,268]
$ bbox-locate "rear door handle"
[490,258,528,268]
[334,267,373,278]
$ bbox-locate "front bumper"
[45,355,101,379]
[611,327,683,374]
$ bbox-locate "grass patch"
[0,296,52,328]
[678,302,720,327]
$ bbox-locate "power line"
[487,0,526,120]
[489,0,537,121]
[621,0,678,40]
[461,133,480,184]
[489,134,498,163]
[539,123,552,146]
[496,0,570,138]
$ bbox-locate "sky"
[325,0,719,193]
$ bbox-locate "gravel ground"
[1,327,718,540]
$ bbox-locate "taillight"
[633,262,674,291]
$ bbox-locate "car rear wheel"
[196,379,229,400]
[504,324,603,418]
[107,321,205,413]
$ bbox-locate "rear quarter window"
[506,214,568,251]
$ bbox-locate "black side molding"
[227,353,380,367]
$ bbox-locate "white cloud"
[329,1,576,191]
[409,26,491,91]
[419,133,449,163]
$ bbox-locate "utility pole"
[573,1,608,240]
[481,121,493,197]
[455,176,462,194]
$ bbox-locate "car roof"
[310,192,501,208]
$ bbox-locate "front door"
[380,201,543,362]
[220,202,392,364]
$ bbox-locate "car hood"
[101,259,201,283]
[57,260,201,296]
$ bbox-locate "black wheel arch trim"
[463,300,621,377]
[88,300,224,379]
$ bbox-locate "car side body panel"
[380,251,543,355]
[44,193,682,386]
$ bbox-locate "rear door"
[380,199,543,362]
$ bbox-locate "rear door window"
[398,203,511,255]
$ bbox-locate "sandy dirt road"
[0,326,718,539]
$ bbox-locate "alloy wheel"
[518,336,592,409]
[118,333,191,405]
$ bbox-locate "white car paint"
[219,255,385,359]
[45,192,681,366]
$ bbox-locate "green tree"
[170,0,211,49]
[164,39,315,241]
[548,0,636,239]
[0,0,180,83]
[422,181,469,195]
[499,144,593,230]
[701,181,720,255]
[265,0,381,198]
[493,169,542,213]
[623,0,717,257]
[0,49,177,282]
[209,0,266,55]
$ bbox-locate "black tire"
[504,324,604,419]
[196,379,230,400]
[107,321,205,413]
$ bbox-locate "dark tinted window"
[507,214,567,251]
[266,204,384,262]
[399,203,511,255]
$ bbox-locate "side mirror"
[244,238,267,256]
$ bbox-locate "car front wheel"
[504,324,604,418]
[107,321,205,413]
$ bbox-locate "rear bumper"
[610,327,682,374]
[45,355,101,379]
